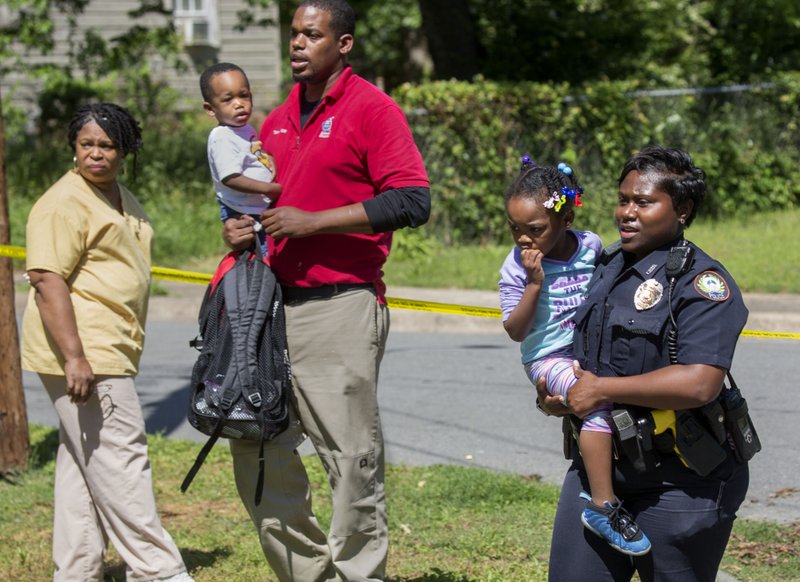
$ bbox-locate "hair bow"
[521,155,537,169]
[544,190,567,212]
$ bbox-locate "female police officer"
[536,145,750,581]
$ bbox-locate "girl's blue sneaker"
[579,491,652,556]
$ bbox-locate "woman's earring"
[73,156,78,170]
[679,217,686,225]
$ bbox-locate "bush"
[6,75,800,258]
[393,73,800,245]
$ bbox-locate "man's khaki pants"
[41,374,188,582]
[231,287,389,582]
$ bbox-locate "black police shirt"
[573,238,749,379]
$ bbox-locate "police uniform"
[548,238,750,582]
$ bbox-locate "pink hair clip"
[543,191,560,209]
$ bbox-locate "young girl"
[498,157,651,556]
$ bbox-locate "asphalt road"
[21,320,799,525]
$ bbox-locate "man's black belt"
[282,282,374,304]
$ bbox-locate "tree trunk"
[0,86,29,474]
[418,0,481,81]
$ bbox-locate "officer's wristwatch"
[535,397,551,416]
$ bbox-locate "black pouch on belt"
[698,399,727,444]
[674,411,728,477]
[719,374,762,463]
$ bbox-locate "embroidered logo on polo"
[272,128,288,135]
[694,271,730,301]
[319,116,335,138]
[633,279,663,311]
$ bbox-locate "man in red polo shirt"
[222,1,429,580]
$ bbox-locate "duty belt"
[282,282,374,304]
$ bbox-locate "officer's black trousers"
[548,453,749,582]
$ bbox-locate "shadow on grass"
[102,547,232,581]
[1,426,60,483]
[183,546,234,571]
[388,569,477,582]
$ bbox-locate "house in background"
[0,0,283,122]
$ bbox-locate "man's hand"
[261,206,320,238]
[223,216,257,250]
[534,375,569,417]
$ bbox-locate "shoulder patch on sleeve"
[693,271,730,301]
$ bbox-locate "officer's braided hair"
[504,158,581,213]
[68,103,143,176]
[298,0,356,38]
[618,145,706,227]
[200,62,249,102]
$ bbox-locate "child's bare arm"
[222,174,281,202]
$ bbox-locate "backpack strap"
[244,255,276,408]
[245,249,277,506]
[180,413,227,494]
[219,251,252,410]
[255,409,268,506]
[221,250,275,411]
[221,249,274,506]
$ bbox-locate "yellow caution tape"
[3,243,799,339]
[0,244,26,260]
[151,266,212,285]
[738,330,800,340]
[386,297,501,319]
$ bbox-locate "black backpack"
[181,248,291,505]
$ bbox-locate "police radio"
[666,239,695,362]
[666,239,695,280]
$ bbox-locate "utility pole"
[0,85,29,474]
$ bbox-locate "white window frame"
[174,0,220,48]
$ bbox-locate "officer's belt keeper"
[562,416,581,461]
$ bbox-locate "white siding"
[0,0,282,121]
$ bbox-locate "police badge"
[634,279,664,311]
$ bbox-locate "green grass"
[1,426,798,581]
[686,211,800,293]
[383,209,800,294]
